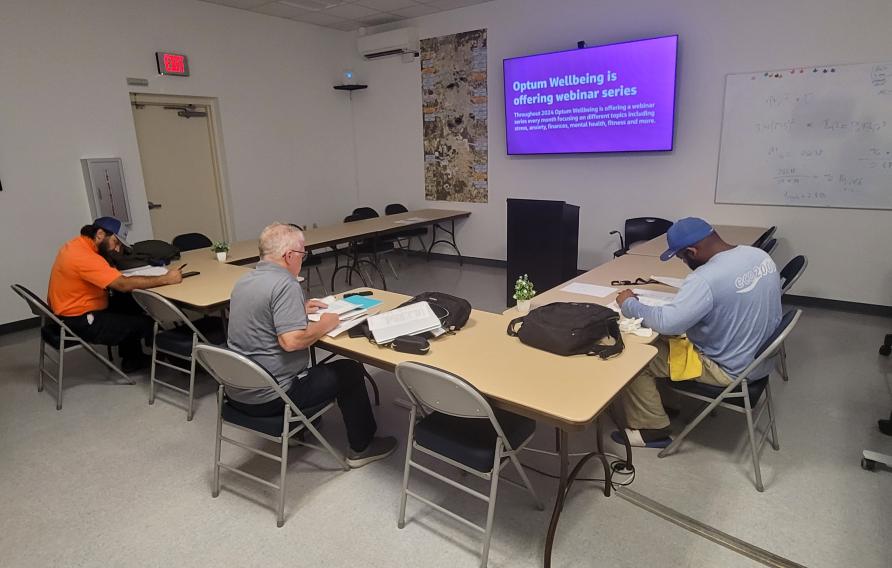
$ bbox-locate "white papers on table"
[367,301,441,344]
[326,316,369,337]
[393,217,427,225]
[308,297,367,322]
[121,265,168,277]
[650,275,685,288]
[559,282,618,298]
[632,288,676,307]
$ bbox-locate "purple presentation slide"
[503,36,678,155]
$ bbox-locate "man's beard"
[97,237,115,261]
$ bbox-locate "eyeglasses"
[610,277,660,286]
[284,249,309,260]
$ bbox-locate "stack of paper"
[366,301,442,344]
[121,265,169,277]
[308,297,367,322]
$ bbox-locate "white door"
[131,103,226,243]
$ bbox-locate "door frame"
[129,92,233,242]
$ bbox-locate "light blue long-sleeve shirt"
[621,246,782,378]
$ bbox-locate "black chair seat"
[222,399,329,437]
[41,324,79,350]
[415,409,536,472]
[156,317,226,355]
[667,376,769,409]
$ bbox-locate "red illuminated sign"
[156,52,189,77]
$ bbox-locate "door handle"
[148,201,163,210]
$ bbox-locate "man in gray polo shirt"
[226,223,396,468]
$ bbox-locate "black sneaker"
[346,436,398,468]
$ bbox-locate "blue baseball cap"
[93,216,130,247]
[660,217,714,261]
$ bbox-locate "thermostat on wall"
[156,52,189,76]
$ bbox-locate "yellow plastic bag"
[668,337,703,381]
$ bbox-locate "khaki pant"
[622,337,733,430]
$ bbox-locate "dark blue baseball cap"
[93,216,130,247]
[660,217,714,261]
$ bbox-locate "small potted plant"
[513,274,536,314]
[211,241,230,262]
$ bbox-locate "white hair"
[259,222,304,259]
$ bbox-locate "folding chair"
[192,344,348,527]
[385,203,428,253]
[752,226,777,249]
[760,237,778,255]
[10,284,133,410]
[395,362,544,567]
[172,232,212,252]
[132,290,226,421]
[609,217,673,257]
[777,255,808,380]
[658,309,802,491]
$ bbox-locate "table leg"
[544,428,569,568]
[427,219,464,265]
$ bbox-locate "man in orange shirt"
[48,217,183,372]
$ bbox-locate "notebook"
[343,295,383,310]
[366,301,442,344]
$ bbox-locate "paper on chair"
[650,275,685,288]
[121,265,168,277]
[560,282,618,298]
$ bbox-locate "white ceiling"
[197,0,492,31]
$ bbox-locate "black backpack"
[506,302,624,359]
[398,291,472,331]
[108,240,181,270]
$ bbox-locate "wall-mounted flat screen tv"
[503,35,678,155]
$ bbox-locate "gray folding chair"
[760,237,778,255]
[752,226,777,249]
[10,284,133,410]
[133,290,226,421]
[395,362,544,568]
[777,255,808,380]
[192,344,348,527]
[658,309,802,491]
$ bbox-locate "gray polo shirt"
[226,261,310,405]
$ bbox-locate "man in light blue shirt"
[614,218,782,448]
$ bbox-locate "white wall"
[352,0,892,306]
[0,0,357,324]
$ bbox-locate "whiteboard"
[715,60,892,209]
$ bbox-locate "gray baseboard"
[403,249,508,268]
[783,294,892,317]
[0,316,40,336]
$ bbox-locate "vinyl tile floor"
[1,256,890,567]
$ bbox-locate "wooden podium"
[506,198,579,307]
